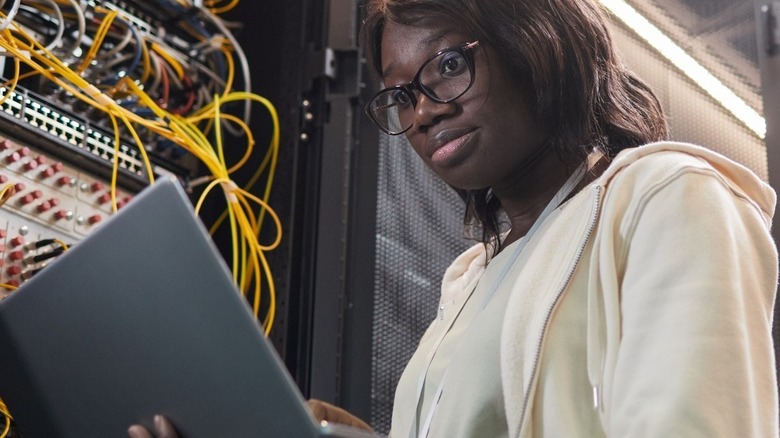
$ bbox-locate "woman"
[132,0,779,436]
[313,0,778,436]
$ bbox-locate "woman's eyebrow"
[381,31,452,79]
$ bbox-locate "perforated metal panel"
[620,0,767,179]
[370,134,470,434]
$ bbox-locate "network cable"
[0,0,280,334]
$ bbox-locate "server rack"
[223,0,379,418]
[229,0,780,433]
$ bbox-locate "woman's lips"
[429,129,475,165]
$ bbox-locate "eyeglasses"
[365,41,480,135]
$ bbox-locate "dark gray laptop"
[0,178,379,438]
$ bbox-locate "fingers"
[152,415,179,438]
[128,425,153,438]
[308,399,329,422]
[127,416,179,438]
[307,399,373,432]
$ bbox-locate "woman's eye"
[439,52,467,76]
[391,89,412,106]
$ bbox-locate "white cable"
[198,6,252,135]
[61,0,86,59]
[148,51,163,96]
[23,0,64,52]
[0,0,22,32]
[98,20,133,60]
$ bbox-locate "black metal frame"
[222,2,378,420]
[754,0,780,401]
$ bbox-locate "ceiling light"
[598,0,767,139]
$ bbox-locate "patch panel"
[89,0,155,37]
[23,100,85,147]
[0,218,75,297]
[89,0,214,62]
[84,128,143,173]
[90,0,204,38]
[0,136,134,232]
[0,136,138,295]
[0,85,146,178]
[0,88,23,118]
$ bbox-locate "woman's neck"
[496,151,608,248]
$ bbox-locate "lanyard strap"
[409,164,586,438]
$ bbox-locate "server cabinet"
[226,0,382,416]
[233,0,780,433]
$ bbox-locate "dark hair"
[361,0,669,252]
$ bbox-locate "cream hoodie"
[437,142,778,437]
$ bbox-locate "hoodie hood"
[601,141,775,226]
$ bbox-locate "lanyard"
[409,165,586,438]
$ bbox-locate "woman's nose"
[411,93,457,132]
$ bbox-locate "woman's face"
[380,22,545,192]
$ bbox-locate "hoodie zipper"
[515,185,603,438]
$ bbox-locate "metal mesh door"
[370,134,470,433]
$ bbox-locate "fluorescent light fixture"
[598,0,767,139]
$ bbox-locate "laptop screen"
[0,179,322,437]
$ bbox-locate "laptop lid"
[0,178,371,437]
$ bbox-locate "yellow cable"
[139,35,152,84]
[210,96,246,283]
[205,122,271,235]
[219,44,235,98]
[232,200,276,333]
[0,397,9,416]
[150,42,185,80]
[0,29,166,189]
[194,176,279,331]
[0,14,282,333]
[235,206,261,314]
[0,397,10,438]
[235,187,281,332]
[0,183,15,207]
[76,9,118,74]
[198,94,280,330]
[0,414,8,438]
[186,112,255,174]
[114,102,156,179]
[108,112,121,212]
[0,31,21,107]
[235,192,258,292]
[231,186,282,251]
[193,94,281,332]
[259,249,276,334]
[194,178,241,284]
[208,0,240,14]
[194,93,280,230]
[233,198,259,303]
[213,94,228,170]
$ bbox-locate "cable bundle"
[0,0,281,334]
[0,398,11,438]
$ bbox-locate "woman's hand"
[126,403,371,436]
[127,415,179,438]
[307,399,373,431]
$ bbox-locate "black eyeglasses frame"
[365,40,480,135]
